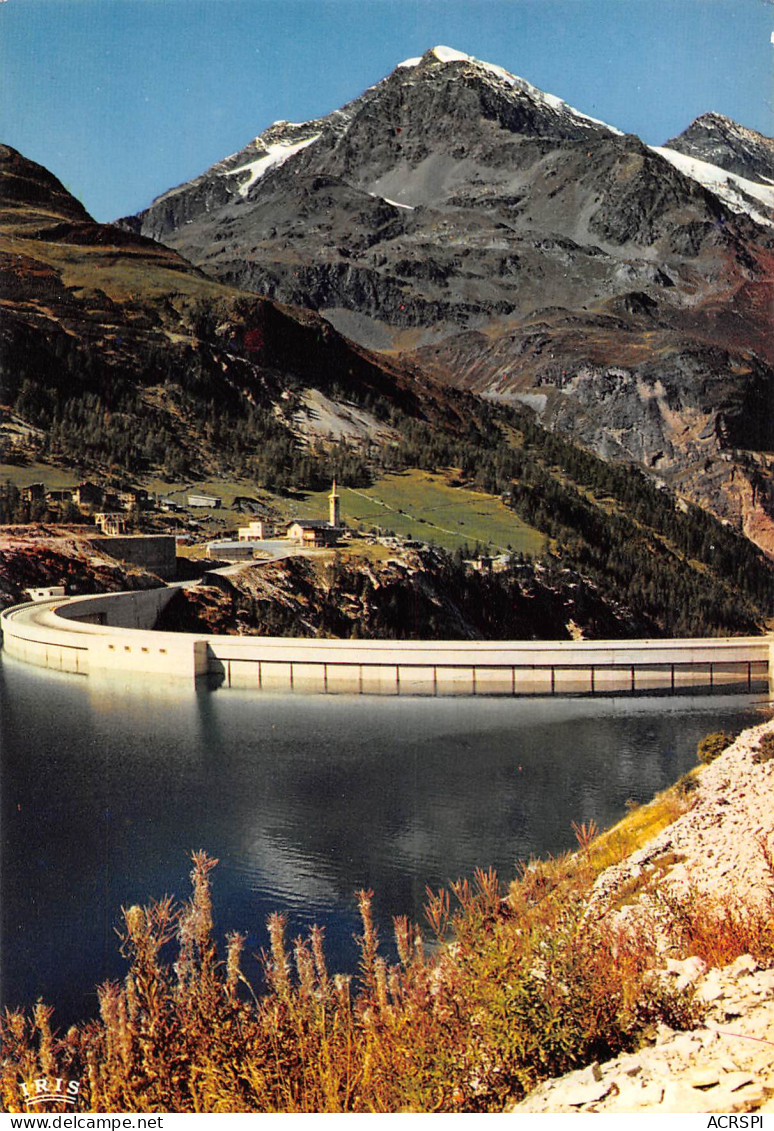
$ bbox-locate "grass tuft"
[0,846,721,1114]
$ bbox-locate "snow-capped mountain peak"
[397,46,623,135]
[664,111,774,188]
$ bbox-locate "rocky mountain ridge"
[665,112,774,186]
[123,46,773,336]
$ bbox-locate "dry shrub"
[0,850,711,1114]
[697,730,734,765]
[753,732,774,765]
[659,889,774,969]
[657,838,774,969]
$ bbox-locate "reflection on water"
[1,654,771,1026]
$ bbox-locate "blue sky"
[2,0,772,222]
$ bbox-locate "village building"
[74,481,104,508]
[329,479,340,527]
[471,554,493,573]
[287,482,345,546]
[188,493,222,509]
[206,540,259,561]
[21,482,45,503]
[286,519,342,546]
[118,488,148,511]
[238,519,274,541]
[94,512,129,536]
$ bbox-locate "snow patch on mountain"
[227,134,321,197]
[652,145,774,227]
[369,191,415,210]
[430,45,471,64]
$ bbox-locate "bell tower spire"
[329,480,340,527]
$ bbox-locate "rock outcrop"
[510,719,774,1113]
[512,956,774,1113]
[156,549,647,641]
[0,526,164,608]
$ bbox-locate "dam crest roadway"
[2,582,772,697]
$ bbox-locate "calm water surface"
[1,654,771,1026]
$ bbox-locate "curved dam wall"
[1,589,206,679]
[2,588,771,696]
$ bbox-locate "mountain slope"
[4,144,774,636]
[0,143,467,483]
[120,47,774,554]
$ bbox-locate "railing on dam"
[211,655,769,696]
[1,589,772,697]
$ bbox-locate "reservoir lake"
[1,653,771,1027]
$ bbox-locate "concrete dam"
[2,588,772,696]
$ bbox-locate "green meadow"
[294,469,546,555]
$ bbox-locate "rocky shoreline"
[512,954,774,1113]
[510,717,774,1113]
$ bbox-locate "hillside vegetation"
[2,142,774,637]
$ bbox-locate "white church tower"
[329,480,340,527]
